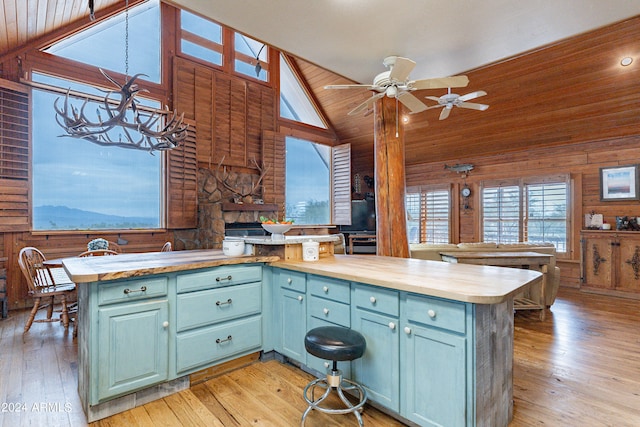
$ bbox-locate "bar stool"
[301,326,367,426]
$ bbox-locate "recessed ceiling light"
[621,57,633,66]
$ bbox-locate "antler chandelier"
[54,0,187,152]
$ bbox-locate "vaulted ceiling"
[3,0,640,170]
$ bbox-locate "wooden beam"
[373,96,409,258]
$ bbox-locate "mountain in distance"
[33,205,158,230]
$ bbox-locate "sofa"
[409,242,560,307]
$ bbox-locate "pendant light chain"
[124,0,129,79]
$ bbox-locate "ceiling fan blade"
[426,104,444,110]
[397,92,428,114]
[347,93,385,116]
[439,107,452,120]
[458,90,487,102]
[459,102,489,111]
[388,57,416,82]
[324,84,377,90]
[425,96,442,102]
[411,75,469,90]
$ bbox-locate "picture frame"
[600,164,640,201]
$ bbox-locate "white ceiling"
[166,0,640,84]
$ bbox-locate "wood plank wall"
[406,135,640,287]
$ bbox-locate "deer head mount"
[215,156,271,203]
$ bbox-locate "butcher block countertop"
[62,250,279,283]
[62,250,541,305]
[274,254,542,304]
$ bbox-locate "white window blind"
[524,182,567,251]
[482,185,520,243]
[406,188,450,243]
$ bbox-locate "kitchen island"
[62,250,541,426]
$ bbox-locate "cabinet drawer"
[354,284,399,317]
[98,277,168,306]
[405,294,467,334]
[177,265,262,293]
[176,315,262,373]
[278,269,306,293]
[308,295,350,327]
[308,276,350,303]
[176,282,262,332]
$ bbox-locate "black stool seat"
[304,326,366,361]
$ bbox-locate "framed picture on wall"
[600,164,640,201]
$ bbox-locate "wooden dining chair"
[161,242,172,252]
[18,247,76,333]
[79,249,119,257]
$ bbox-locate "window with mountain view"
[33,0,162,231]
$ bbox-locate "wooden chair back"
[106,241,123,253]
[161,242,172,252]
[18,247,54,294]
[79,249,119,257]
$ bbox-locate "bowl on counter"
[222,239,245,256]
[261,223,293,241]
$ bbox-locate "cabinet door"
[618,242,640,292]
[278,288,307,362]
[583,237,614,289]
[97,300,169,401]
[351,309,400,412]
[402,323,466,427]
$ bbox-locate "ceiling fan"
[324,56,470,116]
[425,88,489,120]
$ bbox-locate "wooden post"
[373,96,409,258]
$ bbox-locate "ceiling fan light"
[620,56,633,66]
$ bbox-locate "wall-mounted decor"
[600,165,639,201]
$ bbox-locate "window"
[234,33,268,82]
[31,74,162,231]
[481,177,568,252]
[285,137,330,224]
[46,0,161,83]
[180,10,223,66]
[406,187,451,243]
[280,55,326,128]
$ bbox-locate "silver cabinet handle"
[287,277,293,284]
[404,326,412,335]
[216,335,232,344]
[162,321,169,328]
[297,295,303,301]
[216,275,232,282]
[323,286,329,293]
[428,309,436,318]
[216,298,232,306]
[388,322,396,330]
[124,285,147,294]
[370,296,377,304]
[323,308,330,315]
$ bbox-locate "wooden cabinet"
[581,231,640,297]
[274,269,307,361]
[93,277,170,403]
[351,283,400,411]
[401,293,468,427]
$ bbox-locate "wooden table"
[440,251,552,320]
[347,233,376,254]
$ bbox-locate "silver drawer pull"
[216,335,233,344]
[216,275,232,282]
[123,286,147,294]
[216,298,233,306]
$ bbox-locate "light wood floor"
[1,287,639,426]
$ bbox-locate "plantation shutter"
[524,182,567,250]
[332,143,351,225]
[262,130,286,219]
[405,187,450,243]
[482,185,520,243]
[166,118,198,229]
[0,79,30,232]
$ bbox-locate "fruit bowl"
[261,223,293,240]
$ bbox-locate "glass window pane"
[280,54,326,128]
[482,185,520,243]
[234,59,267,81]
[45,0,161,83]
[32,73,161,230]
[182,40,222,65]
[285,137,330,224]
[234,33,266,60]
[526,182,567,252]
[181,10,222,44]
